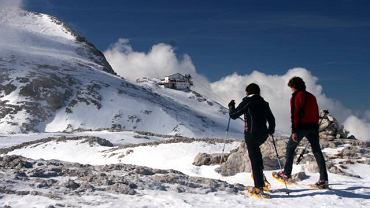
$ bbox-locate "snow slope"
[0,8,243,138]
[3,135,370,208]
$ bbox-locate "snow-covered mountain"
[1,7,370,208]
[0,9,243,138]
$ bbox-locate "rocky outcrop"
[319,110,351,140]
[211,137,287,176]
[193,153,229,166]
[0,155,245,201]
[0,136,114,155]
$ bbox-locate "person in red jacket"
[276,77,329,189]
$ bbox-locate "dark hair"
[246,83,260,95]
[288,77,306,91]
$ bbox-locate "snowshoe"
[263,177,271,192]
[251,174,271,192]
[309,180,329,190]
[272,171,296,185]
[245,186,271,199]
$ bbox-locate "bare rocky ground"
[0,153,245,207]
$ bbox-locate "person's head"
[288,77,306,92]
[245,83,260,95]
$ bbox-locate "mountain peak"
[0,9,115,75]
[0,8,241,137]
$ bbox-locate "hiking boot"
[251,174,271,192]
[275,171,289,180]
[311,180,329,189]
[272,171,297,185]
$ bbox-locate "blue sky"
[25,0,370,111]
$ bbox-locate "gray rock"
[193,153,229,166]
[0,155,33,169]
[327,115,335,122]
[216,143,251,176]
[319,119,330,131]
[292,171,309,181]
[342,146,359,158]
[81,137,114,147]
[28,169,60,178]
[135,167,155,175]
[64,179,80,190]
[215,139,285,176]
[107,183,136,195]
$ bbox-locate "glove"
[228,100,235,108]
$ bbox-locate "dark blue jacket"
[229,95,275,136]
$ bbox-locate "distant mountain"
[0,9,243,137]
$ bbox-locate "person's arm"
[229,98,249,120]
[265,102,275,135]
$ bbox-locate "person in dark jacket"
[229,83,275,194]
[276,76,329,189]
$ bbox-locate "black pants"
[283,129,328,181]
[245,132,268,188]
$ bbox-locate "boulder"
[193,153,229,166]
[214,138,286,176]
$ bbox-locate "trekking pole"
[296,142,310,165]
[219,117,231,166]
[271,134,290,195]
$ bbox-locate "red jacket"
[290,90,319,133]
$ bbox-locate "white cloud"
[104,38,197,81]
[0,0,23,11]
[210,68,355,135]
[104,38,370,141]
[344,116,370,140]
[104,38,212,97]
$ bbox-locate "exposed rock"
[0,155,33,169]
[319,110,351,140]
[35,179,57,189]
[292,171,309,181]
[193,153,229,166]
[107,183,136,195]
[0,155,246,200]
[134,167,155,175]
[81,137,114,147]
[214,139,286,176]
[28,169,61,178]
[64,179,80,190]
[0,136,113,155]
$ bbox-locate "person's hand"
[291,133,298,142]
[228,100,235,108]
